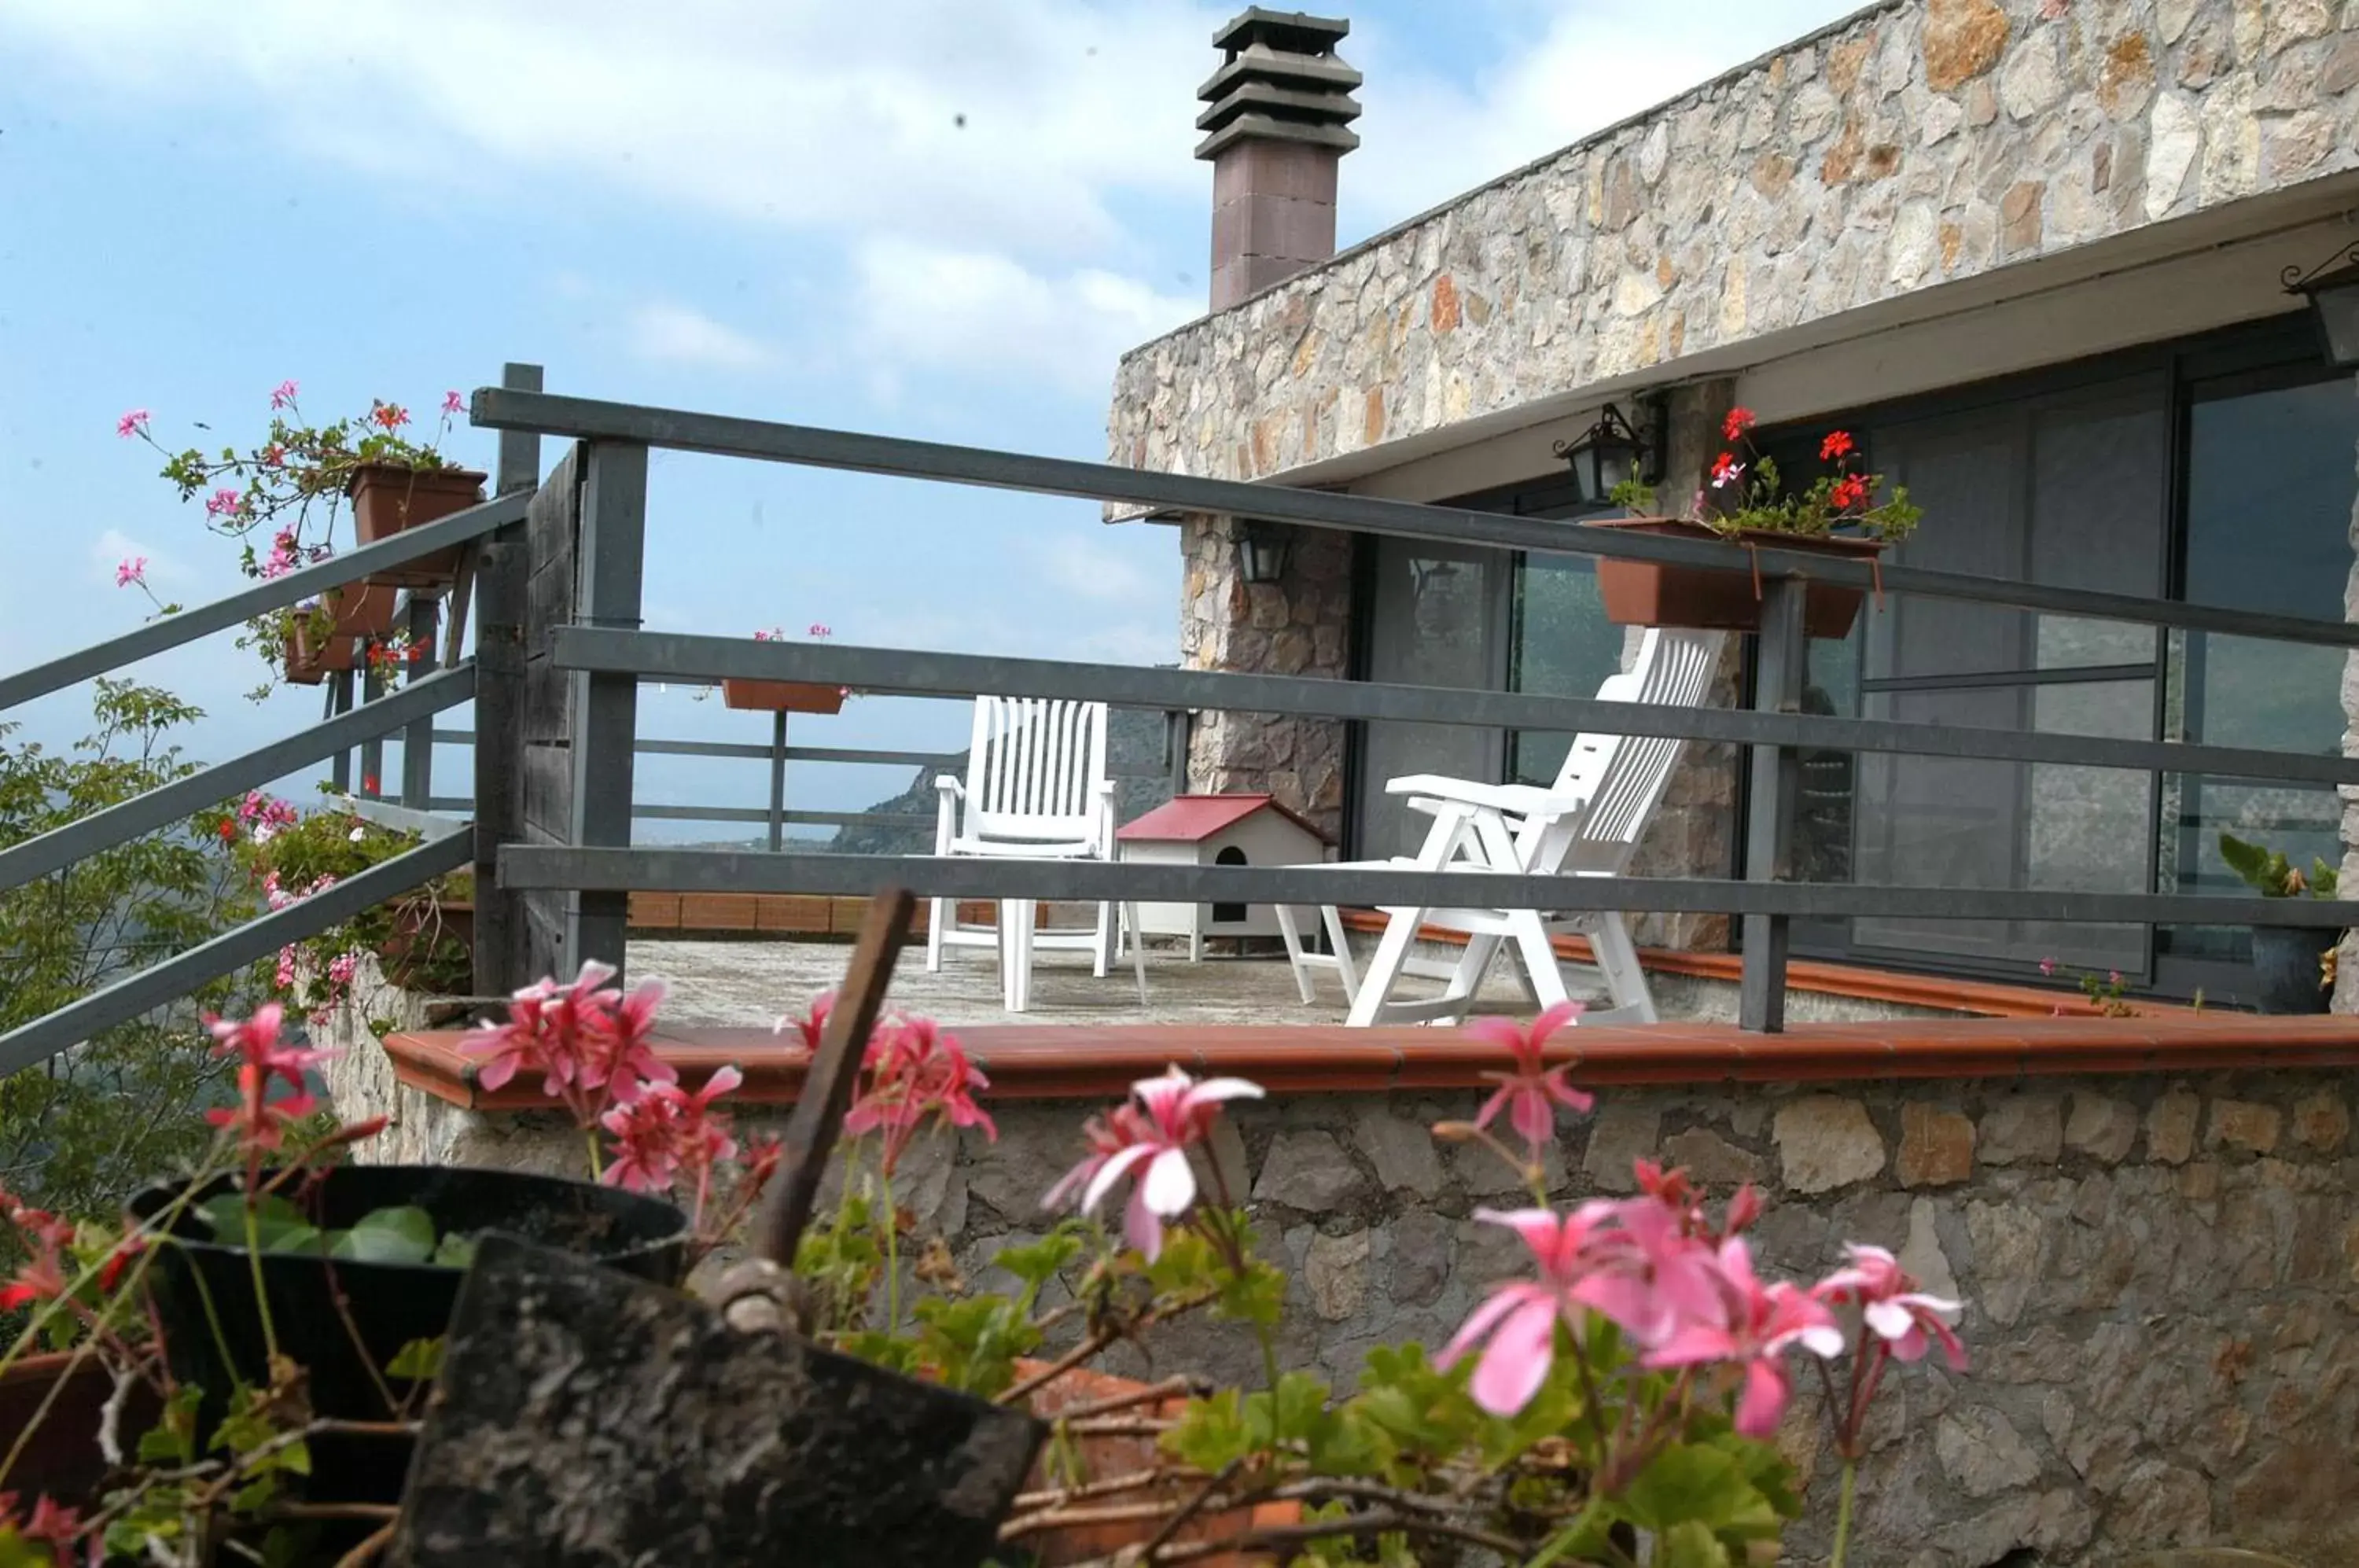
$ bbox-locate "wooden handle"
[753,887,915,1268]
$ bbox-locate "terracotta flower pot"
[325,581,400,638]
[288,620,360,680]
[378,899,474,992]
[1014,1360,1300,1566]
[0,1350,159,1507]
[1586,517,1889,639]
[722,679,848,714]
[348,462,488,587]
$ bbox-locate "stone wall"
[328,1047,2359,1566]
[1179,512,1353,841]
[1108,0,2359,485]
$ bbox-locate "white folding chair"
[926,696,1146,1012]
[1275,629,1725,1026]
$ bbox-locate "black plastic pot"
[128,1164,689,1539]
[2249,925,2340,1014]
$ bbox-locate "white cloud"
[1,0,1221,261]
[1032,532,1161,605]
[852,239,1195,396]
[626,302,775,371]
[6,0,1865,396]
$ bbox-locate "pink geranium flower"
[1463,1001,1592,1154]
[1041,1103,1153,1213]
[442,389,464,415]
[1814,1243,1967,1369]
[1048,1066,1262,1260]
[205,1003,330,1092]
[0,1231,68,1314]
[1438,1205,1622,1415]
[270,379,300,410]
[116,556,146,588]
[1645,1237,1843,1437]
[116,409,150,438]
[465,963,673,1124]
[845,1015,994,1174]
[1575,1193,1731,1349]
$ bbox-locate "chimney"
[1197,9,1360,311]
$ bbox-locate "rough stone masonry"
[328,1017,2359,1564]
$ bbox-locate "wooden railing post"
[329,669,355,793]
[472,362,541,999]
[565,439,648,980]
[399,594,440,809]
[1739,576,1807,1032]
[767,710,789,852]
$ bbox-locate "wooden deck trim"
[383,1010,2359,1111]
[1329,911,2181,1019]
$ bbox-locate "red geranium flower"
[1831,473,1871,511]
[1722,407,1757,441]
[1820,429,1856,462]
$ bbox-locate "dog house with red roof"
[1116,794,1332,959]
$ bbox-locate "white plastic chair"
[926,696,1146,1012]
[1275,629,1725,1027]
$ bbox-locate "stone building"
[1107,0,2359,999]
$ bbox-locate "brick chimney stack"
[1197,9,1360,311]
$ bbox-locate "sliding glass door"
[2157,367,2359,993]
[1791,319,2357,993]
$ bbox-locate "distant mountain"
[828,705,1179,858]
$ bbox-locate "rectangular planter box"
[1587,517,1886,639]
[349,463,488,587]
[721,679,848,714]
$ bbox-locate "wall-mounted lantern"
[1551,399,1664,506]
[2285,242,2359,370]
[1234,519,1293,584]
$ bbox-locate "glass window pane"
[2160,374,2359,977]
[1507,558,1624,788]
[1355,538,1506,859]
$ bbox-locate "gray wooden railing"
[5,358,2358,1076]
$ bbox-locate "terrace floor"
[626,937,1558,1029]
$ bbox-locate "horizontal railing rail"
[0,832,473,1075]
[502,845,2359,931]
[0,666,477,897]
[550,628,2359,790]
[0,489,525,715]
[472,388,2359,652]
[427,727,1178,779]
[634,803,936,830]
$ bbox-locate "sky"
[0,0,1858,836]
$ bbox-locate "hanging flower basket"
[721,679,849,714]
[348,462,488,587]
[285,620,361,683]
[326,581,400,638]
[1587,517,1889,639]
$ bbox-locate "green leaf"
[198,1191,309,1247]
[1656,1520,1735,1568]
[1161,1389,1252,1473]
[1620,1445,1748,1535]
[387,1337,446,1381]
[138,1386,203,1465]
[430,1231,479,1269]
[990,1226,1084,1297]
[331,1205,436,1264]
[2219,831,2293,896]
[0,1530,58,1568]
